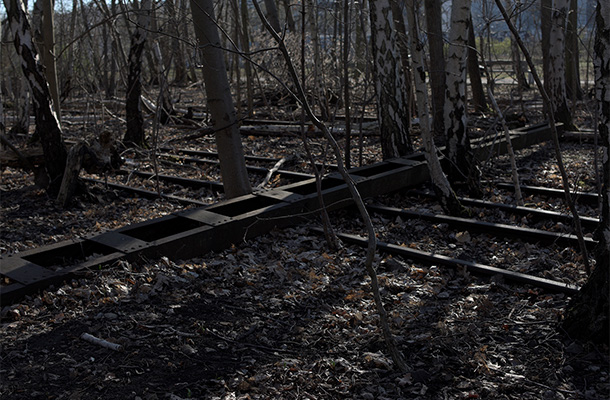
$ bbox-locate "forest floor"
[1,87,609,399]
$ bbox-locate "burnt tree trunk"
[5,0,67,195]
[562,0,609,344]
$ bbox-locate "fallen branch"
[257,157,286,188]
[80,333,122,351]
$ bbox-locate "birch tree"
[443,0,480,193]
[4,0,67,195]
[369,0,412,159]
[547,0,575,130]
[190,0,252,198]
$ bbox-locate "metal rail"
[406,190,600,231]
[366,204,597,250]
[316,228,579,295]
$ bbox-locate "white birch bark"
[405,0,463,215]
[369,0,412,159]
[4,0,67,193]
[443,0,479,191]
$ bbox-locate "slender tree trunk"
[444,0,480,194]
[241,0,254,115]
[565,0,582,101]
[190,0,252,198]
[541,0,552,105]
[467,14,486,113]
[40,0,61,123]
[124,0,152,147]
[343,0,352,169]
[548,0,575,130]
[281,0,296,32]
[263,0,281,33]
[406,0,463,216]
[391,0,416,120]
[5,0,67,194]
[506,0,530,91]
[424,0,446,141]
[369,0,412,159]
[562,0,609,344]
[167,0,187,86]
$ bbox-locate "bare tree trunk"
[40,0,61,123]
[562,0,609,344]
[4,0,67,195]
[343,0,352,169]
[467,14,487,113]
[565,0,582,101]
[369,0,412,159]
[444,0,480,194]
[506,0,530,91]
[124,0,152,147]
[424,0,446,141]
[406,0,463,216]
[263,0,281,33]
[167,0,188,86]
[541,0,552,97]
[391,0,416,121]
[240,0,254,115]
[548,0,575,130]
[190,0,252,198]
[281,0,296,32]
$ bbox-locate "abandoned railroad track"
[0,123,598,305]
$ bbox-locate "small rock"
[104,312,118,320]
[456,231,471,243]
